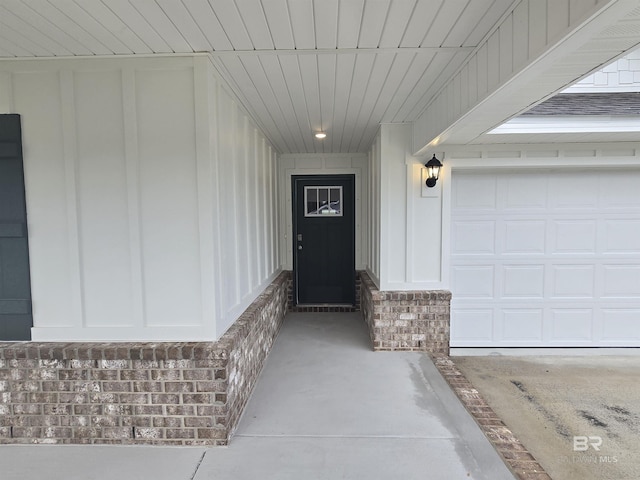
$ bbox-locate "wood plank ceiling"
[0,0,519,153]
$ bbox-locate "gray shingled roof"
[522,93,640,116]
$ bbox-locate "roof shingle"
[522,93,640,116]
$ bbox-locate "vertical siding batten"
[259,136,267,284]
[512,2,529,72]
[405,162,414,283]
[548,0,570,46]
[370,133,381,286]
[121,66,146,330]
[194,56,217,339]
[528,0,548,59]
[0,72,14,112]
[207,64,224,324]
[238,112,250,297]
[217,83,236,322]
[251,126,260,289]
[260,135,268,283]
[270,145,279,275]
[59,69,84,328]
[487,30,501,92]
[230,98,241,309]
[498,13,513,85]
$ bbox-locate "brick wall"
[0,272,288,446]
[360,271,451,355]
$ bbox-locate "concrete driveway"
[452,354,640,480]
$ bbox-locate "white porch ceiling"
[0,0,519,153]
[0,1,638,154]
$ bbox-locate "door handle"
[298,245,303,250]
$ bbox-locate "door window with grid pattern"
[304,186,342,217]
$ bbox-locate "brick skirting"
[0,271,288,446]
[360,271,451,355]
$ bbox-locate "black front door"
[0,114,32,340]
[292,175,355,305]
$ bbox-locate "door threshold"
[298,303,354,307]
[290,304,358,312]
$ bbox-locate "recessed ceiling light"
[315,132,327,139]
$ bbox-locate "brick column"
[360,271,451,355]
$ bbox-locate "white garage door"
[451,169,640,347]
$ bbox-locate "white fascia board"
[488,115,640,134]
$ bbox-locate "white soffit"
[0,0,518,154]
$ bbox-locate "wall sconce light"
[425,154,443,188]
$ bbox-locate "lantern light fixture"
[425,154,442,188]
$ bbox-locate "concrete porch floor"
[0,312,515,480]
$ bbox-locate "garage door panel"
[452,265,494,298]
[452,174,497,210]
[452,220,495,254]
[602,265,640,297]
[552,220,597,253]
[550,308,593,341]
[450,308,494,343]
[601,309,640,341]
[549,175,599,209]
[504,174,547,210]
[503,220,546,254]
[451,169,640,347]
[502,265,544,298]
[601,176,640,208]
[551,265,595,298]
[604,219,640,253]
[501,308,543,342]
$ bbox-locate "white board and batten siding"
[450,157,640,347]
[0,55,280,342]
